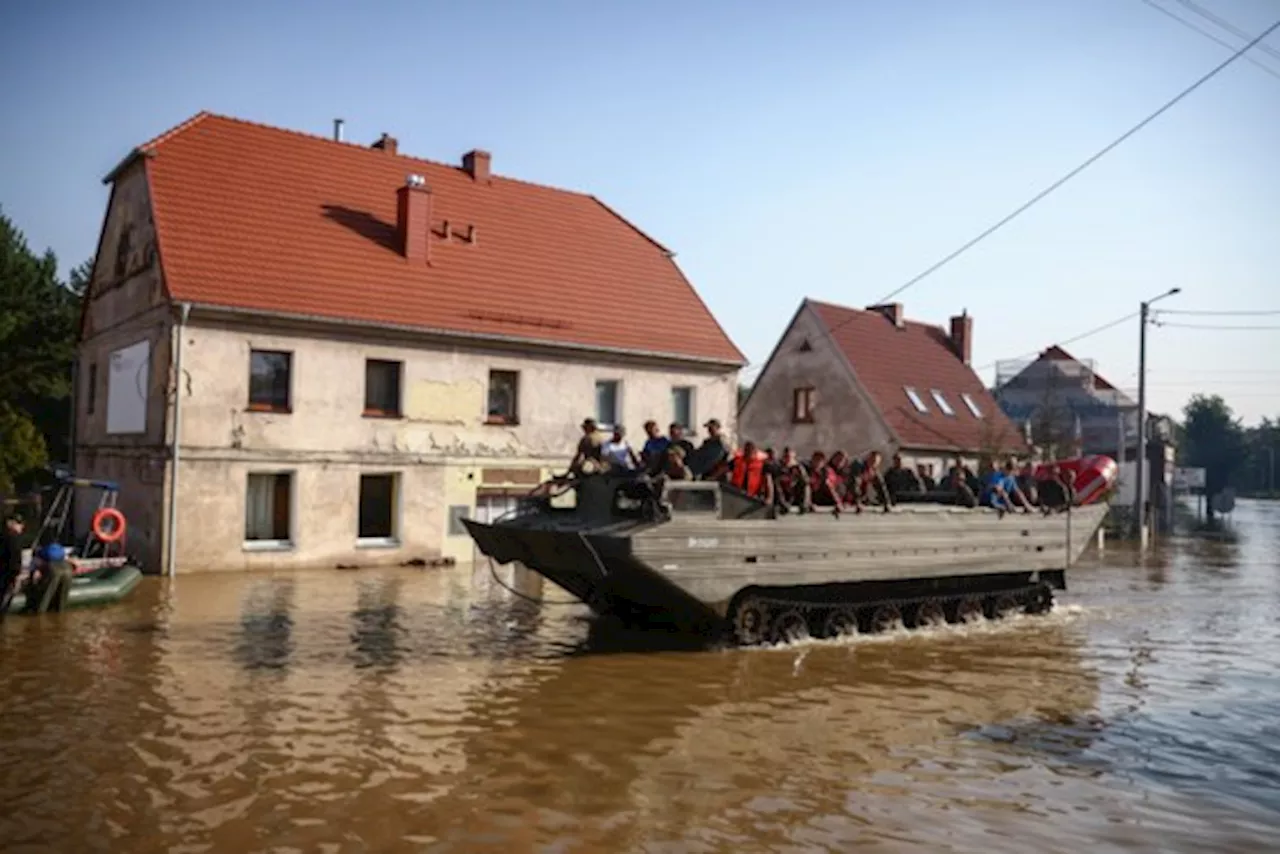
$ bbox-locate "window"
[358,474,398,543]
[245,473,293,546]
[792,387,815,423]
[904,386,928,414]
[595,380,619,428]
[930,389,955,416]
[487,370,519,424]
[961,392,983,418]
[86,362,97,415]
[364,359,402,417]
[249,350,291,412]
[672,386,694,431]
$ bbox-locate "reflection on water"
[1,501,1278,852]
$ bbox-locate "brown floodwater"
[2,502,1278,853]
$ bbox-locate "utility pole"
[1135,287,1181,551]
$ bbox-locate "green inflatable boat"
[4,562,144,615]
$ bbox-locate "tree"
[0,207,84,492]
[1181,394,1246,515]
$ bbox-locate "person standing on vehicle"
[0,514,26,617]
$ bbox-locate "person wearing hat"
[688,418,731,480]
[24,542,75,614]
[1,513,26,617]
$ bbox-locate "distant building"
[738,299,1027,476]
[993,346,1138,458]
[75,113,743,573]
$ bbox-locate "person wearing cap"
[24,542,75,614]
[689,418,731,480]
[1,513,26,617]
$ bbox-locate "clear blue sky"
[2,0,1277,424]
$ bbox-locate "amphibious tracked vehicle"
[463,473,1107,645]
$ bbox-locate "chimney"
[462,149,491,183]
[867,302,904,328]
[396,174,432,262]
[950,309,973,365]
[332,118,344,142]
[371,133,398,154]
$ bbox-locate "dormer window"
[960,392,983,417]
[930,389,955,416]
[904,386,928,414]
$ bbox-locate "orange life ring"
[92,507,127,543]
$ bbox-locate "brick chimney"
[867,302,904,328]
[371,133,398,155]
[462,149,491,183]
[950,310,973,365]
[396,175,431,262]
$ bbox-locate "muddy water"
[1,503,1278,853]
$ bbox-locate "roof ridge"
[807,297,947,332]
[140,111,606,200]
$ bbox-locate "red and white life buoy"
[1034,456,1118,506]
[92,507,127,543]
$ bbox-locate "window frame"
[243,470,295,551]
[671,385,695,432]
[356,472,401,548]
[960,392,983,418]
[247,349,293,414]
[485,369,521,425]
[595,379,620,430]
[930,389,956,416]
[904,386,929,414]
[363,358,403,418]
[792,386,816,424]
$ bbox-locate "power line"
[870,14,1280,306]
[1172,0,1280,63]
[1157,308,1280,316]
[1154,321,1280,330]
[1138,0,1280,79]
[975,310,1141,373]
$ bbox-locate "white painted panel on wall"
[106,339,150,434]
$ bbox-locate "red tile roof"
[809,300,1028,453]
[127,112,744,364]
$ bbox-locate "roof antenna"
[333,118,344,142]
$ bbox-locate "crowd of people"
[568,418,1078,516]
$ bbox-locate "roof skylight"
[960,392,983,418]
[930,389,955,416]
[904,386,928,414]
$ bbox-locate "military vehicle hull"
[464,476,1107,644]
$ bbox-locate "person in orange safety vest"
[728,441,774,504]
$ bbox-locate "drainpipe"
[166,303,191,577]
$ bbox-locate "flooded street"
[2,502,1278,853]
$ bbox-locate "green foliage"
[0,207,86,492]
[1181,395,1246,502]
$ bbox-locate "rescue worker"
[25,543,75,614]
[728,441,774,504]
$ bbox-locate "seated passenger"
[884,453,923,500]
[917,463,937,491]
[570,418,607,475]
[602,425,640,470]
[945,459,978,507]
[807,451,841,507]
[1036,464,1076,512]
[661,444,693,480]
[640,420,671,471]
[773,447,812,513]
[980,460,1033,513]
[691,419,732,480]
[848,450,893,513]
[1016,461,1039,506]
[728,441,774,504]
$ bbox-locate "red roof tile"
[132,112,744,364]
[809,300,1028,453]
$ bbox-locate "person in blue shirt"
[640,420,671,472]
[980,460,1033,513]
